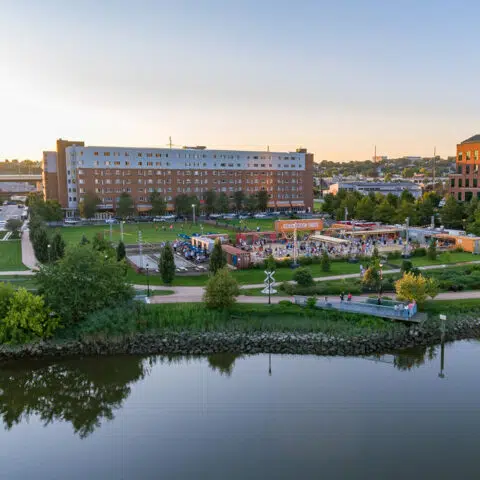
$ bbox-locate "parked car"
[105,218,117,224]
[253,213,267,219]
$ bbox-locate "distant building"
[449,134,480,201]
[328,181,422,199]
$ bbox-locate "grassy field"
[0,242,25,271]
[127,260,362,286]
[219,218,277,232]
[389,251,475,267]
[53,221,234,246]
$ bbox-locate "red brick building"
[449,134,480,201]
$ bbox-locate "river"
[0,340,479,479]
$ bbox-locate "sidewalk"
[21,227,38,270]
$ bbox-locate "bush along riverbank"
[1,303,480,361]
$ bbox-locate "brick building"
[43,139,314,216]
[449,134,480,201]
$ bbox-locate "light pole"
[120,221,125,242]
[47,243,51,263]
[146,262,150,297]
[192,204,196,224]
[378,263,383,298]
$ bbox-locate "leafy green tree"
[384,173,392,182]
[80,234,90,245]
[244,194,258,213]
[204,190,217,214]
[175,194,200,216]
[402,167,415,178]
[79,192,100,219]
[372,246,380,261]
[440,196,465,229]
[264,254,276,272]
[417,195,436,226]
[373,199,396,223]
[321,250,331,272]
[215,192,230,213]
[395,200,418,225]
[203,268,240,309]
[158,242,175,284]
[209,239,227,274]
[5,218,22,237]
[92,233,115,258]
[233,191,245,212]
[362,262,382,292]
[207,354,242,376]
[116,192,134,218]
[0,288,59,344]
[116,241,126,262]
[36,247,134,325]
[293,267,314,286]
[256,189,269,211]
[400,189,416,203]
[355,196,375,221]
[386,193,399,208]
[427,239,437,261]
[0,282,15,319]
[149,191,167,216]
[50,232,66,261]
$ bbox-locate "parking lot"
[0,203,24,230]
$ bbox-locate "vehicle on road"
[105,218,117,224]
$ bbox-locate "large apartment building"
[43,139,314,216]
[449,134,480,201]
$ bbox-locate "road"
[0,203,23,230]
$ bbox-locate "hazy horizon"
[1,0,478,161]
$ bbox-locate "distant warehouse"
[328,181,422,199]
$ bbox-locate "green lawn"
[53,221,234,246]
[127,261,361,287]
[0,242,25,271]
[389,251,476,267]
[0,275,37,290]
[220,218,277,232]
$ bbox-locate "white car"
[254,213,267,219]
[105,218,117,224]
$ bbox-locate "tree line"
[321,189,473,230]
[78,189,270,219]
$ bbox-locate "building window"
[104,152,110,156]
[457,165,462,174]
[474,179,478,188]
[466,165,471,174]
[475,151,479,161]
[458,179,462,188]
[466,178,470,187]
[451,178,455,188]
[466,151,471,161]
[466,191,473,201]
[94,152,99,156]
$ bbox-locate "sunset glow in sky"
[1,0,479,161]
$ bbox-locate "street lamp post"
[378,263,383,298]
[192,204,196,224]
[47,244,51,263]
[146,262,150,297]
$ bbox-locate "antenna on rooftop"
[267,145,270,152]
[169,136,173,149]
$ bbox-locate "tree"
[0,282,15,319]
[395,200,418,225]
[395,272,438,308]
[149,191,167,216]
[355,196,375,221]
[440,196,465,229]
[203,268,240,309]
[400,189,416,204]
[372,246,380,261]
[32,226,50,264]
[116,192,134,218]
[209,239,227,274]
[0,288,59,344]
[402,167,415,178]
[36,247,134,325]
[215,192,230,213]
[92,233,115,257]
[116,241,126,262]
[264,254,276,272]
[321,250,331,272]
[5,218,22,237]
[427,239,437,260]
[50,232,66,262]
[417,195,436,226]
[158,242,175,284]
[244,194,258,213]
[386,193,398,208]
[233,191,245,212]
[293,267,314,286]
[373,199,396,223]
[79,192,100,219]
[204,190,217,215]
[362,262,382,292]
[80,234,90,245]
[384,173,392,182]
[256,189,269,212]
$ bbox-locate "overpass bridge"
[0,174,42,194]
[0,174,42,182]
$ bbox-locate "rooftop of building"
[460,134,480,144]
[336,181,420,188]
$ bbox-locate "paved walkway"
[21,225,38,270]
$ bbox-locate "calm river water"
[0,341,479,479]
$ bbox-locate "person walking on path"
[340,292,345,302]
[347,292,352,302]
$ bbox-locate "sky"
[0,0,479,162]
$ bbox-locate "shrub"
[0,282,15,319]
[0,288,59,344]
[293,267,314,286]
[400,260,413,274]
[298,256,313,266]
[306,297,317,309]
[427,239,437,261]
[412,247,427,257]
[278,300,293,307]
[203,268,240,309]
[116,241,126,262]
[387,251,402,260]
[264,254,276,272]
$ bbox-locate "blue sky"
[0,0,478,161]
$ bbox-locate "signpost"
[262,270,277,304]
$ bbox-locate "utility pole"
[169,136,173,149]
[432,146,436,192]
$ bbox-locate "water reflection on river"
[0,341,479,479]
